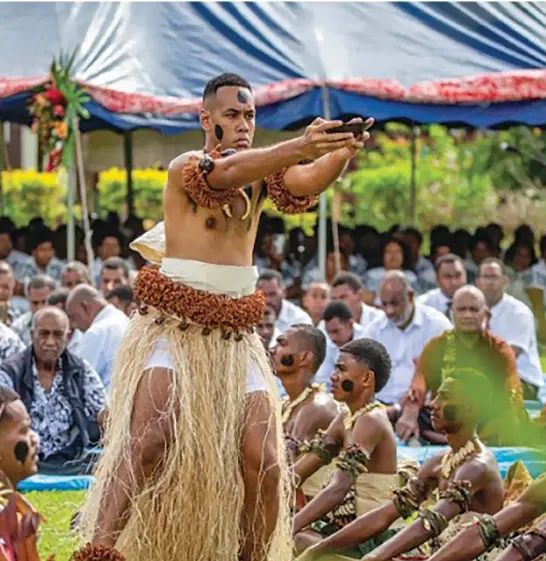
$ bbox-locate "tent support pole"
[0,123,5,215]
[66,165,76,262]
[409,124,417,226]
[124,132,134,216]
[318,85,331,281]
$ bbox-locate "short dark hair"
[257,269,284,288]
[26,274,56,297]
[106,284,134,304]
[479,257,507,276]
[27,226,53,252]
[340,338,391,393]
[540,235,546,256]
[102,257,130,279]
[263,304,277,319]
[0,386,21,425]
[291,324,327,374]
[47,287,70,307]
[332,272,363,292]
[203,73,252,102]
[323,301,353,323]
[404,227,423,245]
[434,253,464,273]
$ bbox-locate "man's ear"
[200,108,212,133]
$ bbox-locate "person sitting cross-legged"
[293,338,400,558]
[297,368,505,561]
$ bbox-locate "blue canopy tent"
[0,1,545,265]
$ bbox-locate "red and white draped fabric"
[2,69,546,116]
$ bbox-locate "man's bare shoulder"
[311,392,339,416]
[166,150,204,183]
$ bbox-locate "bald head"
[66,284,106,332]
[451,285,488,333]
[379,271,414,326]
[453,285,486,308]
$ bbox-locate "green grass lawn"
[26,491,84,560]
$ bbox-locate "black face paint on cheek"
[214,124,224,141]
[281,354,295,367]
[237,89,249,104]
[443,405,459,422]
[14,441,29,464]
[341,380,354,393]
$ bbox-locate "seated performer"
[75,73,371,561]
[298,369,505,561]
[395,285,525,446]
[272,324,338,464]
[427,469,546,561]
[293,338,399,557]
[0,386,42,561]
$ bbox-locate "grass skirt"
[78,307,292,561]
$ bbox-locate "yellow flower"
[34,94,48,108]
[54,121,68,140]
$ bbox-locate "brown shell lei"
[133,266,266,331]
[265,168,319,214]
[71,543,126,561]
[181,151,239,209]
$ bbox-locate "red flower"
[44,89,66,105]
[46,148,62,172]
[53,104,65,118]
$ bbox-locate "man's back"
[77,304,129,389]
[488,293,543,389]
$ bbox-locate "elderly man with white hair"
[66,284,129,390]
[0,306,106,473]
[361,270,452,407]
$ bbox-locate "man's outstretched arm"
[240,391,283,561]
[365,461,490,561]
[428,475,546,561]
[168,119,357,192]
[91,367,174,547]
[284,118,373,197]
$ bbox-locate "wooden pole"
[409,125,417,226]
[72,116,95,279]
[124,131,134,216]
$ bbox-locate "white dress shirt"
[361,303,453,404]
[358,302,385,327]
[488,294,544,388]
[76,304,129,390]
[315,323,367,388]
[275,299,313,334]
[417,288,451,316]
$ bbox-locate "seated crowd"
[1,215,546,560]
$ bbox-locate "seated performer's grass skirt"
[78,257,291,561]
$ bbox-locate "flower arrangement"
[28,50,90,172]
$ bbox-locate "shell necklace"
[344,400,384,431]
[281,383,324,424]
[440,438,479,479]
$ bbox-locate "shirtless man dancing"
[298,369,505,561]
[75,73,371,561]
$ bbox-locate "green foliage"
[339,124,546,234]
[0,169,75,226]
